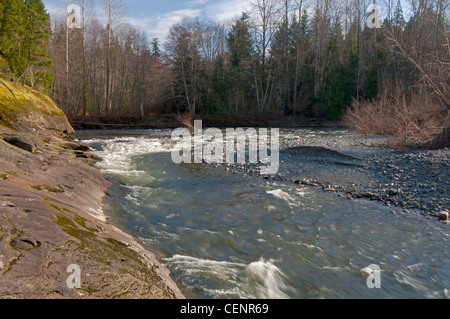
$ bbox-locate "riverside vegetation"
[1,0,448,147]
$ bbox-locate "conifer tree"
[0,0,51,88]
[393,0,406,27]
[21,0,52,87]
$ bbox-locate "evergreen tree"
[21,0,52,87]
[151,37,161,59]
[0,0,51,88]
[394,0,406,27]
[227,13,253,68]
[226,13,254,113]
[0,0,27,73]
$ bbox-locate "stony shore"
[0,79,184,299]
[209,129,449,221]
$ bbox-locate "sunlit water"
[77,129,449,299]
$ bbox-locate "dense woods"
[0,0,52,87]
[1,0,449,145]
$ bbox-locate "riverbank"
[69,114,342,131]
[0,79,184,299]
[208,129,449,221]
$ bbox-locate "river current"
[77,128,449,299]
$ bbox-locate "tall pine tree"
[0,0,52,88]
[21,0,52,87]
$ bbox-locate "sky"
[42,0,415,42]
[42,0,251,41]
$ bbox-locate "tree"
[227,13,254,113]
[249,0,283,112]
[21,0,52,87]
[0,0,51,88]
[166,19,204,115]
[151,37,161,58]
[292,6,311,113]
[0,0,27,76]
[103,0,123,114]
[393,0,406,27]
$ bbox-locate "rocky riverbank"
[208,128,449,221]
[0,79,184,299]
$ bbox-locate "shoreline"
[207,129,449,221]
[0,128,184,299]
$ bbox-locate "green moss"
[32,184,65,193]
[0,171,16,180]
[43,185,65,193]
[0,78,65,128]
[49,203,63,212]
[73,215,99,233]
[51,213,171,297]
[55,214,76,228]
[43,196,57,203]
[55,213,141,268]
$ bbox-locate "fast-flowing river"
[77,129,449,299]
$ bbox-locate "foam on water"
[266,187,308,208]
[163,255,293,299]
[83,136,175,176]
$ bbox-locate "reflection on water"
[79,129,450,299]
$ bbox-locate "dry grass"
[343,86,449,148]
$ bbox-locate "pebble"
[438,211,449,221]
[388,189,398,196]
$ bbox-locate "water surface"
[77,129,449,299]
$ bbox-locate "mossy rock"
[0,78,74,134]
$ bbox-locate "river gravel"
[208,128,449,220]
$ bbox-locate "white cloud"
[125,16,154,32]
[142,0,251,40]
[44,0,251,42]
[149,9,202,39]
[205,0,250,22]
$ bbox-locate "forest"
[0,0,449,146]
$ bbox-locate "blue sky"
[42,0,250,40]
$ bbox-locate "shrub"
[343,84,448,148]
[175,112,194,132]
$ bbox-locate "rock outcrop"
[0,79,184,299]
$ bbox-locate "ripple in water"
[80,129,450,299]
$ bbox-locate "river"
[77,128,449,299]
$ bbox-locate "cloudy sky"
[42,0,251,40]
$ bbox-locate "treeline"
[166,0,449,123]
[1,0,449,133]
